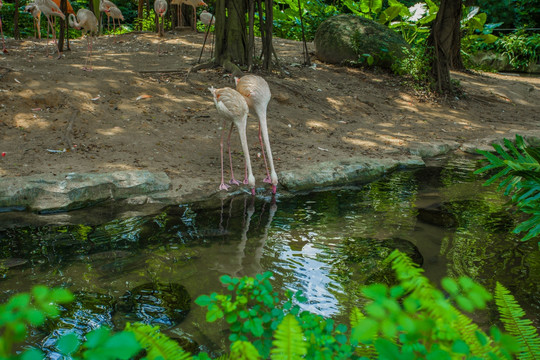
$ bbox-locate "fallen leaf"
[136,94,152,101]
[91,95,101,101]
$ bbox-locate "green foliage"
[56,327,141,360]
[494,282,540,360]
[495,31,540,71]
[125,322,191,360]
[391,43,432,89]
[0,286,73,359]
[273,0,339,41]
[475,134,540,244]
[270,315,307,359]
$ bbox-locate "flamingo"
[171,0,206,30]
[99,0,117,32]
[209,86,255,195]
[68,8,98,71]
[0,0,8,53]
[154,0,167,55]
[236,75,278,194]
[199,10,214,57]
[108,6,123,32]
[25,3,42,40]
[35,0,65,57]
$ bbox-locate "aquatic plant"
[2,250,538,359]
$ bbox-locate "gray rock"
[460,130,540,154]
[278,156,424,191]
[0,171,170,212]
[408,141,460,158]
[314,14,410,68]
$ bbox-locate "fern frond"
[350,307,365,328]
[270,314,307,360]
[124,322,191,360]
[230,341,262,360]
[495,282,540,360]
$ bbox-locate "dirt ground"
[0,30,539,200]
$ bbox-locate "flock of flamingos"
[0,0,278,195]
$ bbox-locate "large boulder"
[314,14,410,69]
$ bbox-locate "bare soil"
[0,30,539,200]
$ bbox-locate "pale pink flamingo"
[68,8,97,71]
[236,75,278,194]
[108,6,123,32]
[199,10,214,55]
[154,0,167,55]
[25,3,42,39]
[171,0,206,30]
[99,0,117,32]
[209,86,256,195]
[0,0,8,53]
[35,0,65,57]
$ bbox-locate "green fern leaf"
[124,322,191,360]
[350,306,365,328]
[270,314,307,360]
[495,282,540,360]
[230,341,262,360]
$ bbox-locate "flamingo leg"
[219,119,230,191]
[235,119,255,195]
[258,124,271,183]
[227,122,240,185]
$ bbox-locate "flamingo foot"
[243,178,249,185]
[82,67,93,72]
[229,179,241,186]
[263,176,272,184]
[219,183,230,191]
[271,185,277,194]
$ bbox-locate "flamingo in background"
[108,6,124,32]
[25,3,42,39]
[209,86,255,195]
[99,0,118,32]
[236,75,278,194]
[68,8,97,71]
[0,0,8,53]
[35,0,65,57]
[172,0,206,30]
[154,0,167,55]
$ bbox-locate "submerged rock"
[417,203,458,228]
[116,282,191,328]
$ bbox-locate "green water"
[0,155,539,355]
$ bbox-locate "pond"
[1,155,539,356]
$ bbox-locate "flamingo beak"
[251,188,256,196]
[272,185,277,194]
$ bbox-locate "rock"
[314,14,409,68]
[278,156,424,191]
[460,130,540,154]
[116,282,191,329]
[417,203,457,228]
[0,171,171,213]
[408,141,460,158]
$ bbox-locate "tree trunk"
[214,0,247,72]
[426,0,462,93]
[138,0,144,30]
[58,0,67,52]
[13,0,20,39]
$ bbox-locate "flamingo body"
[108,6,123,31]
[25,3,42,39]
[35,0,65,56]
[68,8,98,70]
[236,75,278,193]
[209,86,255,194]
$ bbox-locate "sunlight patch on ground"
[326,97,344,111]
[306,120,334,131]
[342,137,378,147]
[376,122,395,128]
[14,113,49,130]
[97,127,125,136]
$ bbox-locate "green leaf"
[85,327,111,349]
[231,341,262,360]
[85,332,141,360]
[125,323,190,360]
[21,348,45,360]
[56,333,80,355]
[270,314,307,360]
[195,294,213,307]
[50,288,74,303]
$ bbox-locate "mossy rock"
[314,14,410,69]
[117,282,191,328]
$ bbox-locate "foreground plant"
[475,134,540,245]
